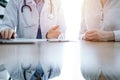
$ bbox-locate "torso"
[83,0,120,31]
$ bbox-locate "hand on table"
[46,25,61,39]
[82,29,115,42]
[0,28,16,39]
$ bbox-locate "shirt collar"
[26,0,45,4]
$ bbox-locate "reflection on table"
[0,41,64,80]
[1,40,120,80]
[80,41,120,80]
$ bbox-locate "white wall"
[61,0,83,40]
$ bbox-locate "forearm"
[0,26,11,32]
[104,31,115,41]
[0,0,18,32]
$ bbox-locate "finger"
[86,35,99,41]
[55,29,61,35]
[84,32,93,40]
[85,30,98,38]
[82,36,86,40]
[0,31,4,39]
[5,29,9,39]
[3,30,6,39]
[86,32,96,38]
[86,30,96,34]
[56,31,61,36]
[81,33,86,40]
[53,31,61,38]
[84,32,90,40]
[8,29,14,39]
[52,25,59,30]
[86,36,95,41]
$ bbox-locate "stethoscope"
[21,64,32,80]
[21,0,54,19]
[8,64,32,80]
[21,64,45,80]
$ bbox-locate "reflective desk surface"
[0,40,120,80]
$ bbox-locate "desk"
[80,41,120,80]
[0,41,64,80]
[0,40,120,80]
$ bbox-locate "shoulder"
[6,0,21,8]
[7,0,20,4]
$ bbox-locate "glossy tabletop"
[0,40,120,80]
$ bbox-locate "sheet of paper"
[0,38,46,44]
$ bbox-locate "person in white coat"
[0,0,66,39]
[80,0,120,42]
[0,0,66,80]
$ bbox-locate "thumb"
[52,25,59,30]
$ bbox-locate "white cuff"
[79,34,84,40]
[113,31,120,41]
[0,26,11,32]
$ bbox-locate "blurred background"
[61,0,83,40]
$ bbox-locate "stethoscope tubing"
[21,0,53,15]
[21,0,32,12]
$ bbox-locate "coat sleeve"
[0,0,19,32]
[54,0,66,39]
[113,31,120,41]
